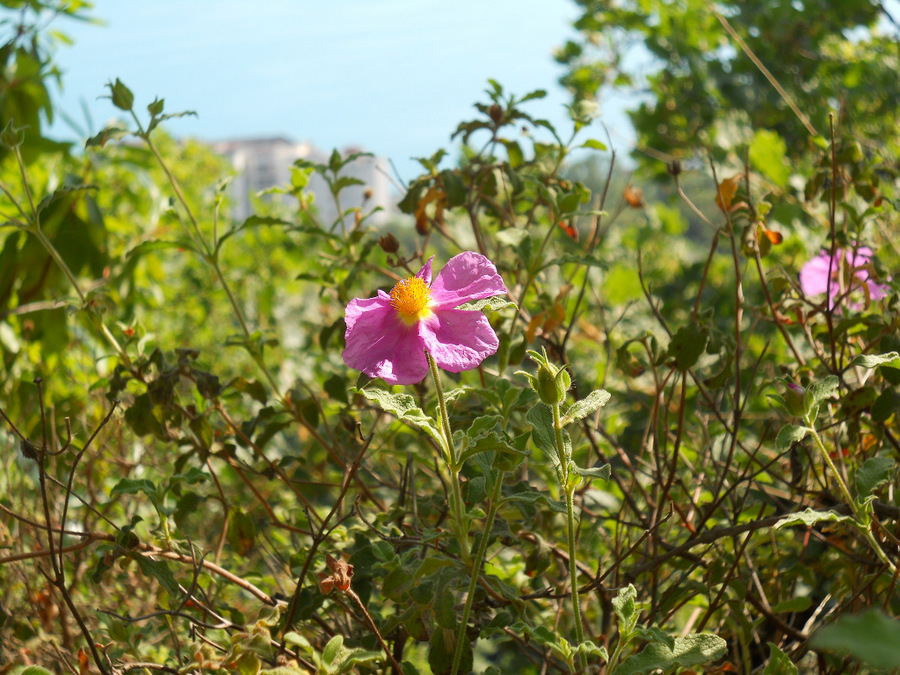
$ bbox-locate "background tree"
[556,0,900,172]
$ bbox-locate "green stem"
[552,401,587,672]
[565,486,587,672]
[806,423,896,574]
[427,353,470,565]
[450,472,504,675]
[429,353,455,464]
[14,151,129,364]
[137,120,293,408]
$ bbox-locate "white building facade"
[212,137,393,226]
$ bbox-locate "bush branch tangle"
[1,1,899,673]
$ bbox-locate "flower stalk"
[428,353,471,565]
[451,471,504,675]
[806,422,896,574]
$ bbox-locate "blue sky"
[47,0,635,182]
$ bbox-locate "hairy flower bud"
[784,381,807,417]
[521,348,570,407]
[378,233,399,254]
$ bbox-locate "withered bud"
[363,187,374,201]
[317,553,354,594]
[20,439,40,460]
[378,233,400,254]
[415,213,430,236]
[488,104,504,124]
[666,160,682,177]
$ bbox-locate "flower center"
[390,276,432,325]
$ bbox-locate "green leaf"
[855,456,894,503]
[84,124,131,147]
[850,351,900,370]
[612,634,727,675]
[770,596,812,614]
[123,393,167,439]
[581,138,608,151]
[575,639,610,663]
[633,626,675,651]
[810,610,900,670]
[19,668,55,675]
[774,508,853,529]
[110,477,160,510]
[429,627,472,675]
[749,129,790,187]
[496,228,530,248]
[570,463,611,482]
[227,507,256,556]
[775,425,811,451]
[356,388,444,450]
[526,404,557,457]
[612,584,640,637]
[135,556,181,600]
[561,389,611,425]
[338,649,385,673]
[803,375,839,424]
[666,323,709,371]
[763,642,798,674]
[457,295,517,312]
[526,404,572,472]
[872,389,900,423]
[323,634,344,665]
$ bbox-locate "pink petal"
[416,256,434,285]
[429,251,507,309]
[865,279,890,301]
[344,291,390,333]
[419,308,499,373]
[799,253,835,297]
[845,247,873,269]
[343,297,429,384]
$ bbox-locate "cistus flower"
[799,246,889,312]
[342,252,508,385]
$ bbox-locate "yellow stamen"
[390,276,432,325]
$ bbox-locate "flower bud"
[378,233,399,253]
[1,121,24,149]
[108,78,134,111]
[522,348,570,407]
[784,380,807,417]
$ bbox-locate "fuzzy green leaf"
[774,508,853,529]
[612,634,727,675]
[855,456,895,503]
[562,389,611,426]
[850,351,900,370]
[775,424,811,451]
[763,642,798,674]
[356,388,444,449]
[810,610,900,670]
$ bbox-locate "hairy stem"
[806,423,896,574]
[428,354,471,564]
[451,472,504,675]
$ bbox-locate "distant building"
[211,137,392,225]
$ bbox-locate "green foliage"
[2,2,899,674]
[811,611,900,670]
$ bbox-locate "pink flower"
[799,246,889,312]
[343,252,508,385]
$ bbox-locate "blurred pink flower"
[343,252,508,385]
[799,246,889,312]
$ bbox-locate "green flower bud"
[784,380,807,417]
[521,348,570,407]
[1,120,25,149]
[108,78,135,112]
